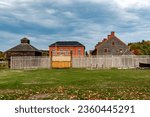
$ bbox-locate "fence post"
[111,55,113,68]
[10,56,12,69]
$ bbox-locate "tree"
[128,41,150,55]
[0,51,5,60]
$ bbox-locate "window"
[51,49,55,55]
[119,49,123,53]
[78,49,81,55]
[112,41,115,46]
[60,49,63,55]
[104,48,108,53]
[66,49,69,55]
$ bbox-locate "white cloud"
[63,11,76,18]
[0,0,146,28]
[76,0,109,4]
[116,10,140,22]
[46,9,57,15]
[118,29,150,44]
[1,0,150,9]
[0,2,63,28]
[0,0,72,6]
[0,31,24,51]
[114,0,150,9]
[49,0,72,5]
[0,0,150,51]
[0,1,12,6]
[0,31,22,40]
[75,0,150,9]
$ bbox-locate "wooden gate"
[51,51,72,68]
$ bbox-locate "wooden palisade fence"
[10,55,150,69]
[72,55,150,69]
[11,56,50,69]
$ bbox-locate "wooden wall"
[10,55,150,69]
[72,55,150,69]
[11,56,50,69]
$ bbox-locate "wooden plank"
[52,61,71,68]
[52,56,71,61]
[11,56,50,69]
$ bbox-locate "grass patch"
[0,68,150,100]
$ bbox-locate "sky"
[0,0,150,52]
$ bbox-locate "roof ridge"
[49,41,85,47]
[6,43,41,52]
[6,44,21,52]
[29,44,41,52]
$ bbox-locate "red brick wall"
[49,46,85,57]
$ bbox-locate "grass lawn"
[0,68,150,100]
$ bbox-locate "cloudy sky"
[0,0,150,51]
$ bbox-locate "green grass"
[0,68,150,100]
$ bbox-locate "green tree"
[0,51,5,60]
[128,41,150,55]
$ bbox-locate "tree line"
[128,40,150,55]
[0,51,5,60]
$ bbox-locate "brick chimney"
[111,31,115,37]
[102,38,107,42]
[104,38,107,41]
[108,32,115,39]
[108,35,111,39]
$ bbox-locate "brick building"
[90,32,133,55]
[49,41,85,57]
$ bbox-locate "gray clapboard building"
[91,32,133,55]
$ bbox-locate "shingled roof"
[6,38,41,52]
[49,41,85,47]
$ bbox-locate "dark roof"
[6,38,41,52]
[49,41,85,47]
[6,43,41,52]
